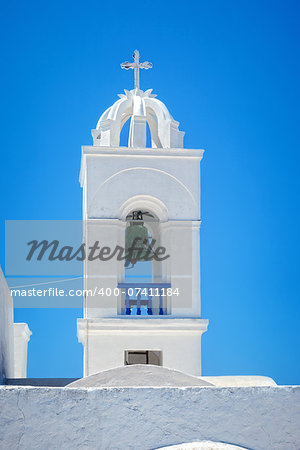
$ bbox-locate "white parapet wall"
[0,267,14,382]
[0,385,299,449]
[0,266,32,382]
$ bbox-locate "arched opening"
[119,116,153,148]
[119,116,131,146]
[124,209,157,277]
[146,121,152,148]
[146,106,162,148]
[118,208,170,316]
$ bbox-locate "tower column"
[129,115,147,147]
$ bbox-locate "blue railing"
[118,282,171,316]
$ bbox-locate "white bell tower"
[77,51,208,377]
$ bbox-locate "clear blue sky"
[1,0,299,384]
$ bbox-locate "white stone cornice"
[77,318,209,338]
[81,146,204,159]
[160,220,201,230]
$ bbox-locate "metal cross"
[121,50,152,90]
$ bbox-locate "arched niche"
[119,195,169,223]
[157,441,248,450]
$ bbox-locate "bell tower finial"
[121,50,152,89]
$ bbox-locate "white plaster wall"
[0,266,14,382]
[84,332,202,376]
[81,147,203,221]
[78,318,208,377]
[83,219,123,318]
[164,221,201,316]
[0,385,299,450]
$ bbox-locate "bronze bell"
[125,221,155,268]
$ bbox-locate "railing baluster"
[147,288,153,315]
[125,288,130,315]
[118,282,170,316]
[159,287,163,315]
[137,290,141,315]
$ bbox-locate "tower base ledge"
[77,318,208,345]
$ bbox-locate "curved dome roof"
[67,364,213,388]
[97,88,172,125]
[91,88,185,149]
